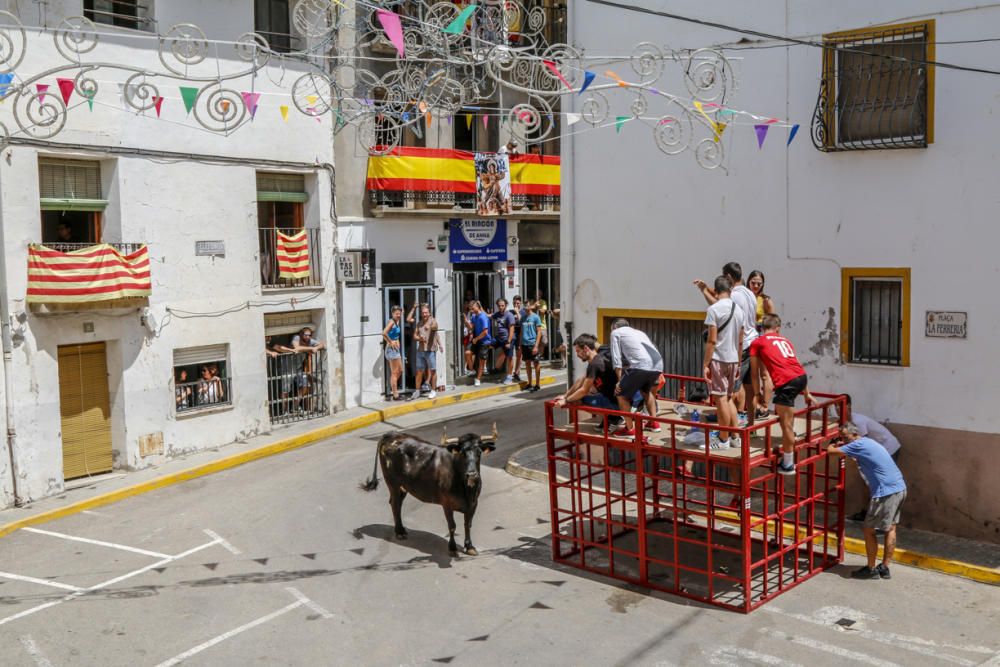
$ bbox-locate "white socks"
[782,452,794,467]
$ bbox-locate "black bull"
[361,429,497,556]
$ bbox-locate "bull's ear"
[479,440,497,454]
[446,442,462,453]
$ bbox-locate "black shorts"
[520,344,538,362]
[773,374,808,407]
[472,341,491,360]
[735,352,751,390]
[618,369,661,397]
[492,339,513,352]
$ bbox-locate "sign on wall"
[925,311,967,338]
[337,249,376,287]
[449,219,508,263]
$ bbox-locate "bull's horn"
[440,427,460,446]
[482,422,499,441]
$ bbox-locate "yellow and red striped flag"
[276,230,311,280]
[26,244,152,304]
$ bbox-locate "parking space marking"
[0,571,84,592]
[21,526,172,559]
[18,635,54,667]
[764,629,900,667]
[155,594,309,667]
[764,606,989,665]
[286,586,334,619]
[0,538,222,628]
[203,529,241,555]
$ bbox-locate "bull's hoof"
[465,546,479,556]
[449,548,460,557]
[395,530,408,540]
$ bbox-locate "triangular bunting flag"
[482,115,488,130]
[241,91,261,120]
[566,113,581,126]
[153,95,164,117]
[221,100,230,114]
[543,60,573,91]
[787,124,800,146]
[605,71,627,88]
[714,122,727,143]
[425,111,432,127]
[179,86,199,114]
[56,78,74,106]
[465,113,472,130]
[615,116,628,133]
[36,83,49,104]
[754,123,769,149]
[443,4,477,34]
[306,95,318,107]
[376,9,405,58]
[280,105,289,122]
[447,115,452,125]
[579,71,596,95]
[85,91,95,111]
[0,73,13,97]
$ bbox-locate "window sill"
[261,285,325,293]
[175,403,234,420]
[843,362,908,370]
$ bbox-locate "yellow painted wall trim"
[840,267,911,367]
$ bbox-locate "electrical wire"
[584,0,1000,76]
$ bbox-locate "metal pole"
[562,2,578,386]
[0,153,21,506]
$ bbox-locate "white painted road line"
[154,600,304,667]
[19,635,54,667]
[22,526,172,559]
[764,629,901,667]
[0,570,84,592]
[0,538,221,628]
[203,528,242,555]
[286,586,334,619]
[708,646,802,666]
[765,606,985,666]
[81,509,112,518]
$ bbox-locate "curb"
[0,376,561,540]
[504,454,1000,587]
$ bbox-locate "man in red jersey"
[750,314,815,475]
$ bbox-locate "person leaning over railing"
[291,327,326,412]
[175,369,193,411]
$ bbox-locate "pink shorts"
[709,360,739,396]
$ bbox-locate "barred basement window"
[84,0,152,31]
[812,20,934,151]
[841,269,911,367]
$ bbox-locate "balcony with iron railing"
[366,147,560,220]
[27,241,152,312]
[258,227,323,289]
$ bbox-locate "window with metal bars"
[841,269,911,366]
[812,20,934,151]
[83,0,151,31]
[255,0,296,53]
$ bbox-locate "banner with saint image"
[474,152,512,216]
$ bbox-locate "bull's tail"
[359,442,380,492]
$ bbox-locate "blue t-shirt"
[492,310,516,342]
[520,313,542,345]
[472,311,492,345]
[840,437,906,498]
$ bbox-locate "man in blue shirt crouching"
[828,422,907,580]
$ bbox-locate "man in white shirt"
[703,276,744,449]
[610,319,664,437]
[694,261,759,421]
[497,139,518,155]
[841,394,903,520]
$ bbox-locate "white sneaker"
[428,390,437,399]
[502,376,514,385]
[473,379,481,386]
[729,435,742,449]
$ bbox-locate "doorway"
[57,342,113,480]
[382,284,435,396]
[452,267,502,378]
[519,264,560,361]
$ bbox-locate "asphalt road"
[1,390,999,666]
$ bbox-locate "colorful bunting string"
[56,78,74,106]
[280,105,289,122]
[36,83,48,104]
[566,113,581,126]
[241,91,261,120]
[152,96,164,117]
[0,73,12,97]
[543,60,573,91]
[443,4,478,34]
[787,124,800,146]
[579,71,596,95]
[376,9,406,58]
[465,113,472,130]
[615,116,628,133]
[180,86,199,114]
[754,123,769,149]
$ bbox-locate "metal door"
[451,270,502,378]
[614,316,703,397]
[382,284,435,396]
[519,264,560,361]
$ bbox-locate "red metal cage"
[544,374,847,613]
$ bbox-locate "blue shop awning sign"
[449,218,507,263]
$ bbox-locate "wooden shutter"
[39,159,102,199]
[58,342,113,480]
[173,344,228,367]
[264,311,315,336]
[256,172,308,202]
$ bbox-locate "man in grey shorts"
[828,423,907,580]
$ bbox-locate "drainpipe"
[561,3,578,385]
[0,150,22,505]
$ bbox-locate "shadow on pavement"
[357,523,456,569]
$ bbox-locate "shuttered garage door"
[58,342,113,479]
[603,316,704,397]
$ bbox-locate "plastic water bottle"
[691,409,701,423]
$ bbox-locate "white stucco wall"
[0,3,337,504]
[567,0,999,434]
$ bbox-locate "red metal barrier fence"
[544,374,847,613]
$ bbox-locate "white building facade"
[0,1,340,507]
[564,1,1000,542]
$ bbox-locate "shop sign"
[337,249,376,287]
[925,311,967,338]
[449,218,508,263]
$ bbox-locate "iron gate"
[520,264,560,362]
[452,270,502,378]
[382,284,435,396]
